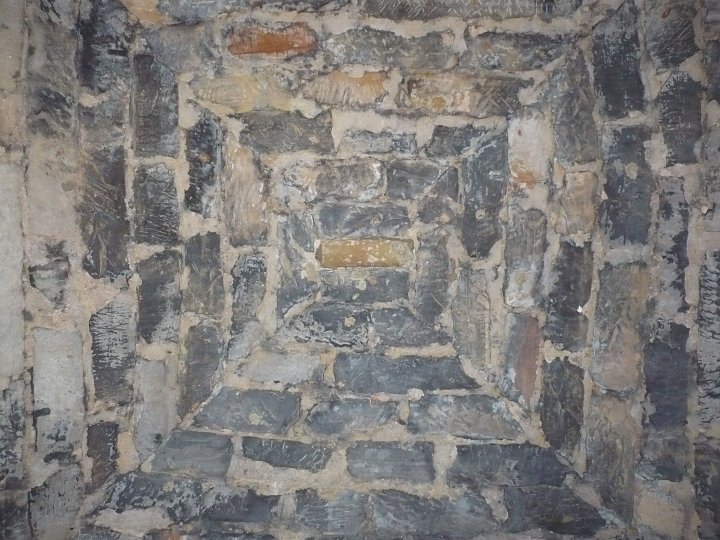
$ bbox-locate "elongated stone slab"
[235,110,333,154]
[317,239,413,268]
[242,437,332,472]
[302,71,387,107]
[227,22,317,57]
[133,54,178,158]
[452,266,490,365]
[178,320,223,417]
[462,32,569,71]
[284,159,383,202]
[201,486,280,524]
[87,421,119,490]
[185,112,222,217]
[290,305,370,348]
[231,251,266,332]
[294,489,368,536]
[134,163,180,246]
[646,0,697,69]
[362,0,582,20]
[316,202,410,238]
[29,466,83,540]
[305,398,398,436]
[185,233,224,317]
[504,208,546,308]
[151,430,233,478]
[347,442,434,483]
[0,381,24,489]
[698,251,720,428]
[499,313,540,408]
[134,358,176,461]
[658,72,701,165]
[29,245,70,309]
[424,125,487,158]
[539,358,584,452]
[371,307,451,347]
[224,139,268,246]
[414,234,450,323]
[319,268,409,304]
[137,250,182,344]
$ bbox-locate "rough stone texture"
[302,71,387,108]
[316,202,410,238]
[317,239,413,268]
[646,0,697,69]
[227,23,317,57]
[29,245,70,309]
[242,437,332,472]
[539,358,584,453]
[408,394,522,440]
[133,53,178,158]
[347,442,434,483]
[134,163,180,245]
[284,159,383,202]
[235,111,333,154]
[0,381,24,490]
[194,388,300,433]
[452,266,490,365]
[87,421,119,490]
[134,358,177,461]
[305,398,398,436]
[699,252,720,428]
[462,32,568,71]
[185,233,225,317]
[341,130,416,154]
[137,250,182,344]
[29,465,83,540]
[387,160,451,199]
[708,40,720,104]
[320,268,409,304]
[179,320,224,417]
[362,0,582,20]
[224,138,268,246]
[504,208,546,308]
[424,125,486,158]
[554,171,597,236]
[185,112,223,217]
[499,313,540,408]
[371,307,451,347]
[658,72,702,165]
[201,486,280,524]
[152,430,233,477]
[231,251,267,333]
[293,489,367,536]
[414,233,450,323]
[238,348,321,384]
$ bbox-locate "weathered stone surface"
[137,250,182,344]
[698,252,720,427]
[29,465,83,540]
[317,202,410,238]
[134,163,180,246]
[305,398,398,436]
[641,430,689,482]
[448,444,570,490]
[152,430,232,478]
[544,240,593,352]
[235,110,333,154]
[227,23,316,57]
[554,170,597,236]
[424,124,487,157]
[179,320,223,417]
[29,245,70,309]
[347,442,434,483]
[0,0,24,94]
[78,94,126,148]
[87,421,119,490]
[398,73,528,118]
[600,126,654,245]
[586,393,638,522]
[79,146,129,279]
[334,353,477,394]
[341,130,416,154]
[592,2,644,118]
[90,298,136,405]
[539,358,584,452]
[591,262,649,392]
[709,41,720,104]
[462,32,568,71]
[548,51,600,165]
[499,313,540,408]
[33,329,84,460]
[0,494,30,540]
[134,358,176,461]
[242,437,332,472]
[507,109,554,189]
[77,524,125,539]
[77,0,132,93]
[371,307,451,347]
[0,381,24,489]
[238,348,321,384]
[185,233,224,316]
[194,388,300,433]
[413,234,450,323]
[371,490,497,537]
[192,73,293,113]
[658,72,701,165]
[362,0,582,20]
[387,160,446,198]
[277,215,316,316]
[291,304,369,348]
[104,471,202,522]
[504,208,546,308]
[224,137,268,246]
[418,168,460,225]
[324,28,454,70]
[317,239,413,268]
[143,23,219,74]
[504,486,605,535]
[159,0,347,23]
[710,0,720,23]
[294,489,367,536]
[185,113,222,218]
[133,54,178,158]
[461,132,508,258]
[646,0,697,69]
[232,251,267,331]
[320,268,409,304]
[695,440,720,538]
[284,159,383,202]
[303,71,387,107]
[452,266,490,365]
[408,394,522,440]
[202,486,280,524]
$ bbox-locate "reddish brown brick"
[227,23,316,57]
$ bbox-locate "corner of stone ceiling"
[1,0,719,538]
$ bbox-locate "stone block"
[242,437,332,472]
[293,489,367,536]
[539,358,584,452]
[424,124,488,157]
[194,388,300,434]
[284,159,383,202]
[362,0,582,20]
[316,202,410,238]
[290,304,369,348]
[646,0,697,69]
[371,307,451,347]
[137,250,182,344]
[462,32,569,71]
[305,398,398,436]
[227,23,316,57]
[235,110,333,154]
[29,466,83,540]
[408,394,522,440]
[654,178,688,318]
[708,41,720,103]
[178,320,223,418]
[238,348,321,384]
[499,313,540,408]
[134,358,176,461]
[341,130,416,154]
[334,353,477,394]
[554,170,597,236]
[223,139,267,247]
[317,239,413,268]
[87,421,119,490]
[202,486,280,524]
[320,268,409,304]
[658,72,701,165]
[504,208,546,308]
[134,163,180,246]
[185,233,224,317]
[185,112,222,217]
[414,233,450,323]
[452,266,490,365]
[0,381,24,490]
[133,54,178,158]
[231,251,267,331]
[699,252,720,427]
[151,430,233,478]
[192,73,292,113]
[29,246,70,310]
[302,71,387,108]
[347,442,434,483]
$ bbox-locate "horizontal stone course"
[346,441,434,483]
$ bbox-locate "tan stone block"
[317,239,413,268]
[224,135,267,246]
[119,0,171,24]
[508,110,553,188]
[227,23,316,57]
[191,75,292,113]
[302,71,387,108]
[554,171,597,235]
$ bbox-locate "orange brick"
[317,239,413,268]
[227,23,316,57]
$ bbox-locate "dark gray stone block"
[371,307,451,347]
[461,133,508,258]
[185,233,224,317]
[600,126,654,245]
[143,23,220,74]
[202,486,280,524]
[235,111,334,154]
[159,0,348,22]
[424,124,488,157]
[539,358,584,452]
[79,146,129,279]
[87,422,119,490]
[504,208,546,308]
[646,0,697,69]
[699,252,720,429]
[0,381,24,490]
[448,444,570,489]
[294,489,368,536]
[305,398,398,436]
[708,41,720,103]
[185,113,222,217]
[242,437,332,472]
[362,0,582,20]
[151,430,233,478]
[386,160,450,199]
[543,240,593,352]
[414,233,450,323]
[194,388,300,434]
[347,442,434,483]
[499,313,541,408]
[134,163,180,246]
[462,32,569,71]
[137,250,182,344]
[408,394,522,440]
[90,298,136,405]
[78,95,126,148]
[316,202,410,238]
[592,2,644,118]
[277,216,318,318]
[29,244,70,308]
[0,495,30,539]
[319,269,409,304]
[417,167,460,225]
[232,251,267,331]
[334,353,477,394]
[694,440,720,538]
[133,54,178,158]
[290,305,370,348]
[178,320,223,418]
[29,466,83,539]
[342,130,416,154]
[658,72,701,165]
[505,486,605,535]
[452,266,490,365]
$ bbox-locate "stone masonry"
[0,0,718,538]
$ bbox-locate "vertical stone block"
[137,250,182,344]
[0,381,24,490]
[179,320,223,417]
[504,208,546,309]
[658,72,701,166]
[554,171,597,236]
[185,233,224,317]
[87,421,119,490]
[224,138,268,246]
[231,251,267,331]
[134,358,177,461]
[646,0,697,69]
[698,251,720,427]
[414,233,450,323]
[29,465,83,540]
[278,216,317,317]
[185,112,222,217]
[29,244,71,309]
[499,313,540,408]
[452,266,490,365]
[133,54,178,158]
[134,163,180,246]
[539,358,584,453]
